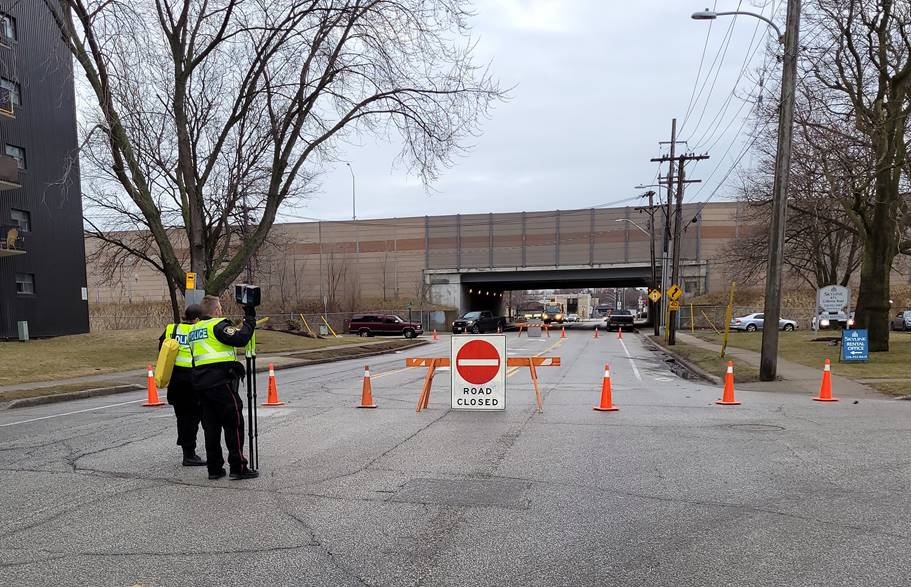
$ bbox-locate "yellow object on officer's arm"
[154,338,180,388]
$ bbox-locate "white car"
[565,313,580,323]
[731,313,797,332]
[813,312,855,330]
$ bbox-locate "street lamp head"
[691,9,717,20]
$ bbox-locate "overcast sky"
[285,0,780,223]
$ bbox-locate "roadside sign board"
[669,300,681,311]
[451,335,506,410]
[817,285,850,314]
[841,329,868,362]
[648,289,662,303]
[667,284,682,301]
[185,272,197,290]
[527,324,542,338]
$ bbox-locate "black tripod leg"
[252,355,259,470]
[245,355,254,471]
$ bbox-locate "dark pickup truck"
[345,314,423,338]
[452,311,507,334]
[605,309,635,332]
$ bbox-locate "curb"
[2,339,429,410]
[643,336,721,384]
[6,384,145,410]
[271,339,429,371]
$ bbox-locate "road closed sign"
[451,335,506,410]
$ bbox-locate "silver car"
[731,313,797,332]
[892,310,911,331]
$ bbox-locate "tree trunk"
[854,226,896,352]
[167,278,181,324]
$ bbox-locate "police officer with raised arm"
[189,295,258,480]
[159,304,205,466]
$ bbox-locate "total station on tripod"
[235,284,261,308]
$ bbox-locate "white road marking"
[618,338,642,381]
[456,359,499,367]
[0,399,146,428]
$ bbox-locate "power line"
[680,0,744,135]
[680,0,718,127]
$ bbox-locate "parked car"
[345,314,423,338]
[452,311,506,334]
[605,309,635,332]
[730,313,797,332]
[892,310,911,331]
[565,313,580,323]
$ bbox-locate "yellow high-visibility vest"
[164,323,195,368]
[188,318,237,366]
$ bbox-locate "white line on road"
[618,338,642,381]
[0,399,146,428]
[456,359,499,367]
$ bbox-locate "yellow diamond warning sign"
[667,284,683,301]
[648,289,662,303]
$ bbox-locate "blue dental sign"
[841,329,869,362]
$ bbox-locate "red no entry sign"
[455,339,501,385]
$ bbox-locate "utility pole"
[760,0,802,381]
[669,161,686,345]
[661,120,677,336]
[651,152,709,345]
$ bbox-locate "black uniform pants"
[167,377,201,452]
[198,379,248,474]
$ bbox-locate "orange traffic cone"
[432,329,438,341]
[813,359,839,402]
[593,364,619,411]
[561,326,567,338]
[593,327,600,339]
[618,326,623,339]
[262,363,284,406]
[143,364,165,407]
[716,361,741,405]
[358,365,377,408]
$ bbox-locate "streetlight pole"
[345,162,358,255]
[616,214,657,333]
[692,1,801,379]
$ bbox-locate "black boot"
[229,467,259,480]
[182,448,206,467]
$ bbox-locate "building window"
[0,78,19,107]
[5,144,25,169]
[15,273,35,295]
[0,13,15,43]
[10,208,30,232]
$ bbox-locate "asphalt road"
[1,330,910,586]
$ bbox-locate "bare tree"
[44,0,501,312]
[325,249,350,312]
[725,101,865,289]
[798,0,911,350]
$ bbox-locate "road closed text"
[457,386,500,407]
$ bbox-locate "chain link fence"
[673,305,816,333]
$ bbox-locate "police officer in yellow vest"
[189,295,258,480]
[158,304,205,466]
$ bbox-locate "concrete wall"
[85,203,747,308]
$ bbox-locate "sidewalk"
[0,338,428,407]
[675,333,879,399]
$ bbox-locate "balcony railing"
[0,223,25,257]
[0,86,13,118]
[0,154,20,190]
